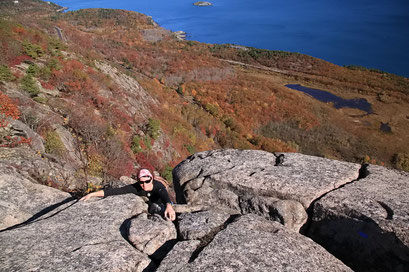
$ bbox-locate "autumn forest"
[1,0,409,193]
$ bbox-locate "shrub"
[176,85,184,95]
[393,153,409,172]
[44,130,65,156]
[147,118,161,140]
[33,96,47,103]
[22,41,43,59]
[40,66,51,80]
[0,92,20,127]
[0,65,15,82]
[26,63,40,76]
[143,135,152,151]
[185,144,196,154]
[87,154,104,177]
[47,58,61,70]
[131,135,143,153]
[204,103,219,117]
[160,165,173,184]
[21,74,39,96]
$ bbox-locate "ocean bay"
[51,0,409,77]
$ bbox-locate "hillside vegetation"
[1,0,409,193]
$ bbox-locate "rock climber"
[80,167,176,221]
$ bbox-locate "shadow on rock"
[0,196,77,233]
[143,239,178,272]
[308,215,409,272]
[172,169,187,204]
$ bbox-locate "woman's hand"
[164,203,176,221]
[80,190,104,201]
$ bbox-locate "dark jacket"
[103,180,171,205]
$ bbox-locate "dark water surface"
[51,0,409,77]
[285,84,373,113]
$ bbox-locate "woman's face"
[139,175,153,191]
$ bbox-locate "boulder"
[178,209,233,240]
[128,213,177,255]
[239,195,307,232]
[173,149,360,230]
[308,164,409,271]
[156,240,201,272]
[0,171,177,271]
[178,214,352,271]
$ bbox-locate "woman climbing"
[80,168,176,221]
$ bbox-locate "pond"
[285,84,373,114]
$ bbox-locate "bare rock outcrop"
[0,167,177,272]
[173,149,360,231]
[308,164,409,271]
[10,119,45,153]
[0,146,81,191]
[0,162,70,230]
[162,214,352,271]
[178,209,233,240]
[94,61,159,121]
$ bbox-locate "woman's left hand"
[164,203,176,221]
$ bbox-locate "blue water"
[285,84,373,113]
[50,0,409,78]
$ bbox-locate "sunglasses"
[138,176,152,184]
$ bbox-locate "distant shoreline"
[50,1,409,78]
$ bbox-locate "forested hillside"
[1,0,408,193]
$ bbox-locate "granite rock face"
[173,149,360,230]
[0,146,81,191]
[0,169,176,272]
[3,147,408,272]
[308,164,409,271]
[10,119,45,153]
[172,214,352,271]
[0,163,71,230]
[128,213,177,255]
[178,209,233,240]
[156,240,201,272]
[239,195,308,232]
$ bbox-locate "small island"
[194,1,212,6]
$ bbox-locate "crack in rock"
[71,240,122,252]
[300,163,368,234]
[188,214,241,263]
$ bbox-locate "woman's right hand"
[80,190,104,201]
[80,193,93,201]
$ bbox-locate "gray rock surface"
[53,124,83,167]
[128,213,177,255]
[0,163,70,230]
[308,164,409,272]
[178,209,233,240]
[94,62,158,121]
[10,119,45,153]
[156,240,201,272]
[0,146,81,191]
[173,149,360,229]
[179,214,352,271]
[0,171,177,271]
[239,195,308,232]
